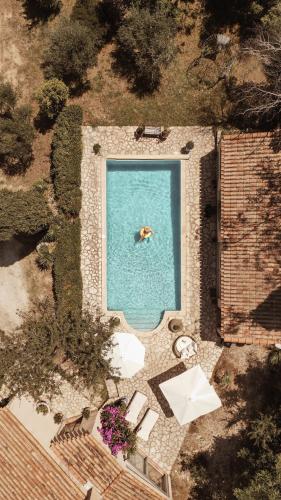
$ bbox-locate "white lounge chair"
[136,409,159,441]
[125,391,147,424]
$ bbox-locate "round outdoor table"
[174,335,198,359]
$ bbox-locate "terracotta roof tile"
[52,430,166,499]
[220,131,281,345]
[0,409,85,500]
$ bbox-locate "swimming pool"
[106,159,181,331]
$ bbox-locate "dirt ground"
[171,344,269,499]
[0,238,52,331]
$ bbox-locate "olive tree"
[43,19,98,86]
[116,3,178,91]
[0,106,34,174]
[0,301,114,400]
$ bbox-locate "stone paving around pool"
[81,126,223,473]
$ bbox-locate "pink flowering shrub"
[98,403,137,458]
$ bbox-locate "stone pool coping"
[101,155,188,336]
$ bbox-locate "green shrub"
[36,78,69,120]
[71,0,107,46]
[0,81,16,116]
[0,189,51,240]
[54,412,63,423]
[93,143,101,154]
[51,105,83,217]
[0,105,34,174]
[36,243,54,270]
[43,18,98,85]
[116,3,177,91]
[261,3,281,34]
[22,0,61,23]
[54,219,82,317]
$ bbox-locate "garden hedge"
[0,189,51,240]
[54,218,82,318]
[51,104,83,217]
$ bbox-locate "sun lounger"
[125,391,147,424]
[136,409,159,441]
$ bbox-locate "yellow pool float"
[140,226,153,240]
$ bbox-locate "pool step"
[124,309,163,332]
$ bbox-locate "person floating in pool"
[139,226,153,242]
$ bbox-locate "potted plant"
[111,316,121,327]
[159,127,171,141]
[36,400,49,415]
[181,140,194,154]
[93,143,101,155]
[98,403,137,459]
[82,407,91,419]
[168,318,183,333]
[134,124,145,140]
[54,412,64,424]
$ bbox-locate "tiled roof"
[220,131,281,345]
[52,430,166,499]
[0,408,85,500]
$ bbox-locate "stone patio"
[80,126,223,473]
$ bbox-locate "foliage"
[98,403,137,458]
[0,189,51,240]
[53,219,82,318]
[36,79,69,120]
[116,3,178,92]
[54,412,63,423]
[187,351,281,499]
[261,3,281,34]
[93,143,101,154]
[36,401,49,415]
[71,0,107,46]
[203,0,278,37]
[22,0,62,23]
[82,406,90,419]
[36,243,54,270]
[230,27,281,126]
[0,81,16,116]
[0,301,114,400]
[0,105,34,174]
[43,18,98,86]
[51,105,83,217]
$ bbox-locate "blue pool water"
[106,159,181,331]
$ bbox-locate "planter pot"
[168,319,183,333]
[35,400,50,415]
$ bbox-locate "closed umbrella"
[105,332,145,378]
[159,365,221,425]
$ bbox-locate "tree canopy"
[116,3,178,92]
[43,18,98,86]
[0,301,114,401]
[0,189,51,241]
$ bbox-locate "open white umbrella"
[106,332,145,379]
[159,365,221,425]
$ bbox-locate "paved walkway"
[80,126,223,472]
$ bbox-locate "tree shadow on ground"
[34,113,56,134]
[0,234,43,267]
[201,0,270,42]
[199,146,219,342]
[111,47,160,97]
[20,0,61,28]
[147,362,186,417]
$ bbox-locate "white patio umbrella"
[159,365,221,425]
[105,332,145,379]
